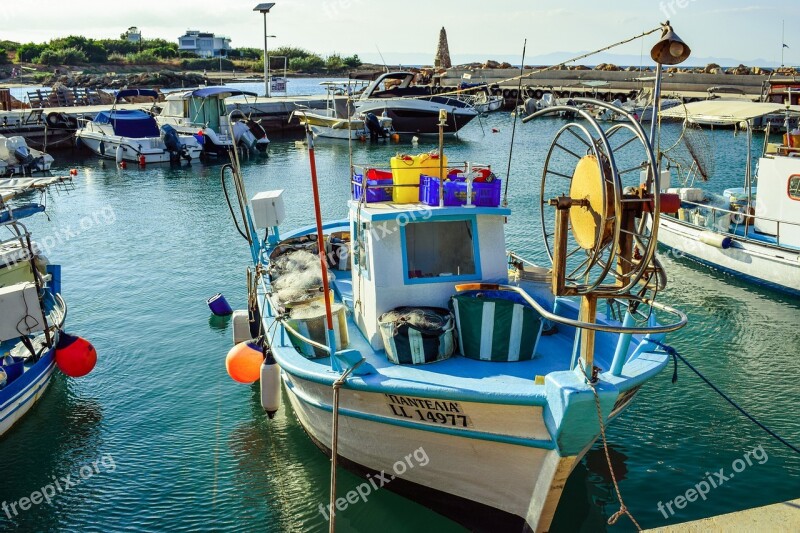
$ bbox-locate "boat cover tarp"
[94,110,160,138]
[114,88,159,102]
[660,100,800,124]
[191,87,257,99]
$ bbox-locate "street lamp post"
[254,3,276,97]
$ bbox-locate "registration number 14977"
[385,395,473,428]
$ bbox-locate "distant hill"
[359,51,793,69]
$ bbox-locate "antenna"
[375,45,389,72]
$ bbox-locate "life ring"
[730,209,745,225]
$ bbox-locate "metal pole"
[263,12,270,97]
[649,62,664,176]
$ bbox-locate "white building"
[123,27,142,43]
[178,30,231,58]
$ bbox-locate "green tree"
[289,54,325,72]
[344,54,362,68]
[325,53,345,71]
[0,48,9,65]
[17,43,47,63]
[37,47,89,66]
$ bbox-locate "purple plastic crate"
[419,175,502,207]
[353,173,392,203]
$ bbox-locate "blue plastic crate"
[419,175,502,207]
[353,172,393,203]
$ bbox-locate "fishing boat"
[222,24,690,531]
[355,72,478,135]
[0,179,95,437]
[156,86,270,157]
[75,89,203,164]
[289,82,394,141]
[0,135,54,176]
[656,103,800,295]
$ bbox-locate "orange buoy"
[55,333,97,378]
[69,168,78,176]
[391,133,401,143]
[138,154,146,167]
[226,341,263,384]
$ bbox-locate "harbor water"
[0,104,798,532]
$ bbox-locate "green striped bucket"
[450,293,543,362]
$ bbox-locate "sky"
[2,0,797,66]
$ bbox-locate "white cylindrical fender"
[260,361,282,419]
[699,230,732,249]
[115,144,124,164]
[232,310,250,345]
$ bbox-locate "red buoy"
[55,333,97,378]
[138,154,146,167]
[226,341,264,384]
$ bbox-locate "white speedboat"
[290,82,393,140]
[657,104,800,295]
[0,135,54,176]
[156,87,270,157]
[75,89,202,164]
[355,72,478,135]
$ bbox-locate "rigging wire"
[503,39,527,207]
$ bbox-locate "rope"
[328,359,365,533]
[503,39,527,207]
[648,340,800,456]
[360,26,662,104]
[584,367,642,531]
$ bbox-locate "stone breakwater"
[44,70,207,90]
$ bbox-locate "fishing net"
[270,250,335,305]
[659,107,715,184]
[290,301,343,320]
[379,307,450,332]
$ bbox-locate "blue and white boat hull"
[658,216,800,295]
[0,348,56,437]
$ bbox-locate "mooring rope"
[584,366,642,531]
[329,359,365,533]
[648,340,800,456]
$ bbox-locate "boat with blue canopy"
[75,89,202,164]
[156,86,270,157]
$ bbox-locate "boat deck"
[266,269,666,406]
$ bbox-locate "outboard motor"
[160,124,182,160]
[364,112,388,141]
[246,119,270,154]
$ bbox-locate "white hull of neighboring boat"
[76,131,202,163]
[658,217,800,294]
[0,358,55,437]
[283,372,583,531]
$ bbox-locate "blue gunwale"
[261,227,669,407]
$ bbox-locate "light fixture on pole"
[648,22,691,154]
[254,3,276,97]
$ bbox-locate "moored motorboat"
[355,72,478,135]
[156,86,270,157]
[0,135,54,176]
[656,106,800,295]
[290,82,393,140]
[75,89,202,164]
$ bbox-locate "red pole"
[305,127,336,339]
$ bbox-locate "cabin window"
[403,219,479,283]
[789,175,800,201]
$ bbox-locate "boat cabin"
[758,139,800,247]
[160,87,256,131]
[349,200,510,350]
